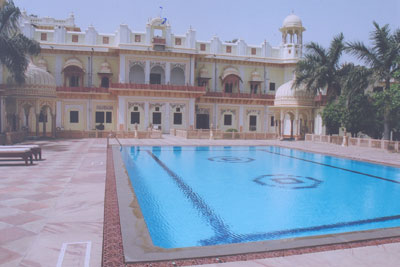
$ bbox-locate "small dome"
[98,61,112,74]
[250,70,263,82]
[37,58,48,71]
[221,67,242,81]
[275,80,314,107]
[7,62,56,97]
[282,13,302,28]
[199,66,210,78]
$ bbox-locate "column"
[239,105,244,132]
[164,103,170,133]
[88,99,93,130]
[52,114,56,138]
[55,55,63,86]
[35,114,40,136]
[189,98,195,129]
[213,103,218,128]
[239,66,244,93]
[190,57,195,86]
[145,60,150,84]
[56,101,62,128]
[0,97,4,133]
[0,64,3,84]
[165,62,171,84]
[118,96,125,131]
[144,102,149,129]
[264,106,269,132]
[119,54,126,83]
[295,110,299,137]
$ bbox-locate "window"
[226,46,232,53]
[224,114,232,126]
[39,112,47,123]
[176,108,180,112]
[249,115,257,131]
[103,36,109,44]
[106,111,112,123]
[101,77,109,88]
[133,106,138,111]
[200,43,206,51]
[251,48,256,55]
[41,33,47,41]
[72,34,79,43]
[269,82,276,91]
[69,76,80,87]
[155,107,160,112]
[175,38,181,45]
[135,35,141,42]
[153,112,161,124]
[70,111,79,123]
[150,73,161,84]
[225,83,233,93]
[131,112,140,124]
[173,113,182,125]
[95,112,104,123]
[251,84,258,94]
[270,116,275,127]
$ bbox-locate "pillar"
[119,54,126,83]
[145,61,150,84]
[189,98,195,129]
[52,114,56,138]
[165,62,171,84]
[164,103,170,133]
[35,114,39,136]
[144,102,149,129]
[118,96,125,131]
[239,105,244,132]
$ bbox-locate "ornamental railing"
[110,83,206,92]
[204,91,275,100]
[56,86,109,93]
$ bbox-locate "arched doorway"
[129,64,145,84]
[170,67,185,85]
[283,112,294,138]
[150,65,165,84]
[37,105,54,137]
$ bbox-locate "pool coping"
[109,145,400,264]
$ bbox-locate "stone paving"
[0,135,399,266]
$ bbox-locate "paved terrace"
[0,135,399,266]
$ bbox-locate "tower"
[280,13,305,59]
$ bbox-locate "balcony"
[110,83,206,92]
[152,37,166,51]
[314,94,328,105]
[204,91,275,100]
[56,86,109,94]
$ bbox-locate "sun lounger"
[0,148,33,165]
[0,145,42,160]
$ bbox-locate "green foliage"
[372,83,400,133]
[294,33,345,99]
[0,0,41,84]
[226,128,238,132]
[322,101,342,135]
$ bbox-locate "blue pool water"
[121,146,400,249]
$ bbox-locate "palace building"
[0,11,327,141]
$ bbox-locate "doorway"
[196,114,209,129]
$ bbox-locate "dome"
[250,70,263,82]
[98,61,112,74]
[37,58,48,71]
[274,80,314,107]
[199,66,210,78]
[221,67,242,81]
[6,62,56,97]
[282,13,302,28]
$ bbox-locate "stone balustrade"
[305,134,400,152]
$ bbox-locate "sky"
[14,0,400,63]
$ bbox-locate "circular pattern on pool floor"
[253,174,322,189]
[208,156,255,163]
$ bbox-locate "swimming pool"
[120,146,400,250]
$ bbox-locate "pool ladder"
[107,132,122,150]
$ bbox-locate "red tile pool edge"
[102,146,400,267]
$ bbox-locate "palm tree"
[0,0,40,84]
[347,22,400,140]
[294,33,346,99]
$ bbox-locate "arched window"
[170,67,185,85]
[64,66,84,87]
[101,77,109,88]
[129,65,145,84]
[150,66,165,85]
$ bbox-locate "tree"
[294,33,346,100]
[0,0,40,84]
[347,22,400,139]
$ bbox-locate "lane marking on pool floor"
[260,149,400,185]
